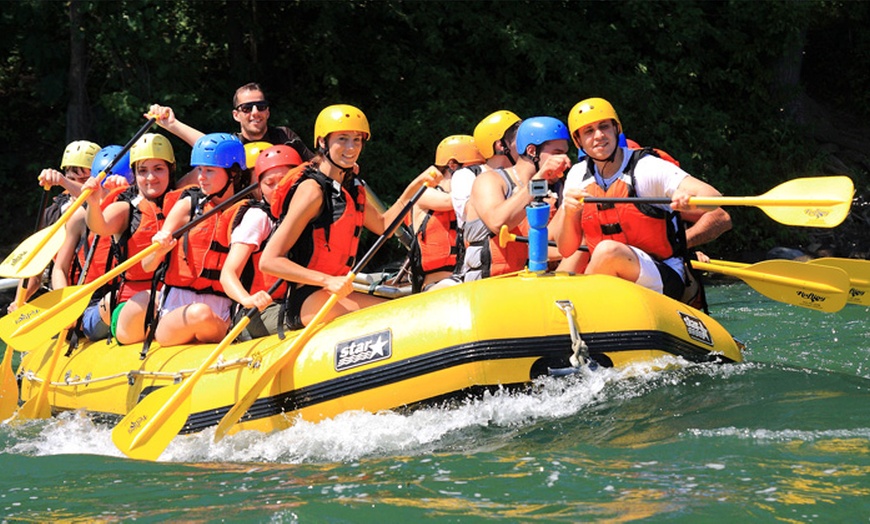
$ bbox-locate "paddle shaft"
[10,183,259,339]
[14,117,157,271]
[214,182,431,441]
[123,279,284,454]
[583,196,844,206]
[692,260,845,294]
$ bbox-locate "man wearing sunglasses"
[146,82,314,166]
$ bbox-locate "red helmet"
[253,145,303,182]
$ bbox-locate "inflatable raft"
[16,272,743,436]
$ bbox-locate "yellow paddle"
[111,281,284,460]
[0,183,259,351]
[583,176,854,228]
[711,257,869,306]
[691,260,849,312]
[0,189,55,420]
[0,117,157,279]
[13,329,70,420]
[213,181,433,443]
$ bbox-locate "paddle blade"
[693,260,849,312]
[0,227,66,279]
[0,287,91,349]
[757,176,854,228]
[0,348,19,421]
[112,386,190,461]
[809,258,870,306]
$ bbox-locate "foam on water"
[1,356,742,464]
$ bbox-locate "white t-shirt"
[230,206,273,249]
[563,147,689,213]
[562,147,690,278]
[450,166,477,227]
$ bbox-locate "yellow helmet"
[243,141,272,171]
[473,110,521,159]
[130,133,176,166]
[567,98,621,148]
[314,104,370,147]
[435,135,485,167]
[60,140,101,169]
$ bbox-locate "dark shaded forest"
[2,0,868,265]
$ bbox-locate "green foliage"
[0,0,866,261]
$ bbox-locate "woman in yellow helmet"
[79,133,176,344]
[260,104,440,328]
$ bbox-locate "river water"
[1,282,867,522]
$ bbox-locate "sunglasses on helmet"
[234,100,270,113]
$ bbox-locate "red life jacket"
[271,163,367,277]
[226,199,288,300]
[72,186,127,286]
[410,187,458,274]
[114,188,166,302]
[161,186,232,295]
[580,148,686,261]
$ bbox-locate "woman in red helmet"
[220,144,302,338]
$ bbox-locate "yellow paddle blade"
[692,260,849,312]
[112,387,191,461]
[809,258,870,306]
[0,287,92,349]
[0,347,18,421]
[14,329,69,420]
[0,226,66,279]
[691,176,854,228]
[113,316,253,460]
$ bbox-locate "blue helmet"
[91,145,133,184]
[516,117,570,155]
[191,133,246,169]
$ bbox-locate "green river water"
[0,282,868,523]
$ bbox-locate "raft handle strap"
[555,299,590,368]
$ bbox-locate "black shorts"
[284,284,320,330]
[656,261,686,300]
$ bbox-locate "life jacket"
[465,168,529,277]
[71,186,127,286]
[408,187,458,292]
[271,163,367,277]
[161,186,232,295]
[114,187,166,302]
[580,148,687,261]
[226,198,288,300]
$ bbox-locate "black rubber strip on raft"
[179,330,735,433]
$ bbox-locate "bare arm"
[684,207,732,248]
[146,104,205,147]
[51,209,87,289]
[364,167,441,235]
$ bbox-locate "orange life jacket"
[580,148,686,261]
[71,186,127,286]
[114,188,166,302]
[226,198,288,300]
[271,163,367,277]
[161,186,232,295]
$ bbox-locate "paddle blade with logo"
[732,176,853,228]
[809,257,870,306]
[693,260,849,312]
[112,387,191,461]
[0,226,66,279]
[0,287,92,349]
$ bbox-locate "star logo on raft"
[679,311,713,346]
[334,329,393,372]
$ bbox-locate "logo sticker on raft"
[335,329,393,372]
[679,312,713,346]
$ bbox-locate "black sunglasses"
[234,100,270,113]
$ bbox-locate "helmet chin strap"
[320,140,356,181]
[206,172,234,202]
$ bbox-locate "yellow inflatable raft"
[16,272,742,435]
